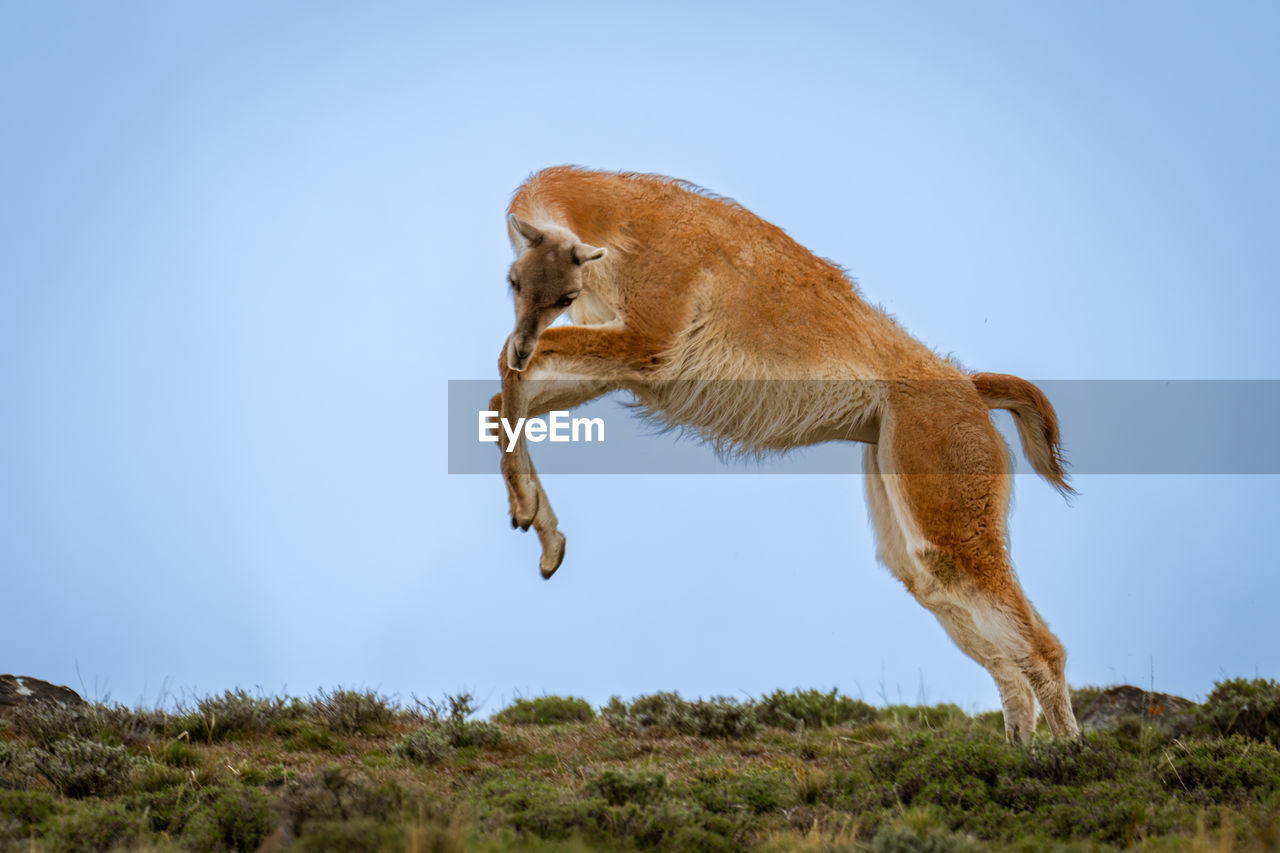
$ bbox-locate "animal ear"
[508,214,543,247]
[573,243,608,265]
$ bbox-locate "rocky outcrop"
[0,675,85,708]
[1077,685,1196,733]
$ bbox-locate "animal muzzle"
[507,336,535,372]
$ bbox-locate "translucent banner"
[447,380,1280,475]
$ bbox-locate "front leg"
[494,377,567,579]
[491,384,539,532]
[493,325,656,578]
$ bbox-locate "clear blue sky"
[2,2,1277,712]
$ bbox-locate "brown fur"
[494,167,1080,740]
[973,372,1074,496]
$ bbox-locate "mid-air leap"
[492,166,1080,740]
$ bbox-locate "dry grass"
[0,684,1277,851]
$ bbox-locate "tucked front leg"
[493,379,539,533]
[494,327,653,577]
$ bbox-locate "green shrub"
[178,689,291,742]
[728,773,786,814]
[588,769,666,806]
[182,786,275,851]
[868,730,1129,828]
[971,710,1006,734]
[869,824,976,853]
[10,703,100,748]
[1022,738,1123,786]
[32,736,133,798]
[449,719,502,748]
[394,693,501,764]
[1159,736,1280,804]
[687,769,791,817]
[791,766,832,805]
[602,692,668,731]
[688,774,734,815]
[131,761,188,793]
[10,702,166,749]
[0,789,56,833]
[292,817,404,851]
[394,728,453,765]
[639,800,731,848]
[413,691,480,724]
[848,719,896,743]
[1196,678,1280,743]
[602,692,759,739]
[870,732,1018,804]
[285,724,347,754]
[858,730,1187,845]
[43,801,145,852]
[92,704,170,746]
[160,738,203,768]
[494,695,595,725]
[275,768,406,840]
[125,787,205,835]
[311,687,395,734]
[665,824,740,853]
[880,703,971,730]
[416,692,501,749]
[481,776,612,842]
[239,762,290,786]
[0,741,33,790]
[757,688,878,730]
[1034,780,1157,846]
[632,692,689,729]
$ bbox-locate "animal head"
[505,214,607,371]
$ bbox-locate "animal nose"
[508,337,534,371]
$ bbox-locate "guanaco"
[492,167,1080,740]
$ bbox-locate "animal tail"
[972,372,1075,497]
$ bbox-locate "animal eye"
[558,296,575,308]
[509,277,520,293]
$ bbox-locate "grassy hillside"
[1,681,1278,852]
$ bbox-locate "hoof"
[539,531,566,579]
[510,490,539,532]
[510,503,537,532]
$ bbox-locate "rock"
[0,675,85,708]
[1077,685,1196,733]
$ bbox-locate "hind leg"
[868,396,1079,739]
[865,446,1039,739]
[934,603,1040,740]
